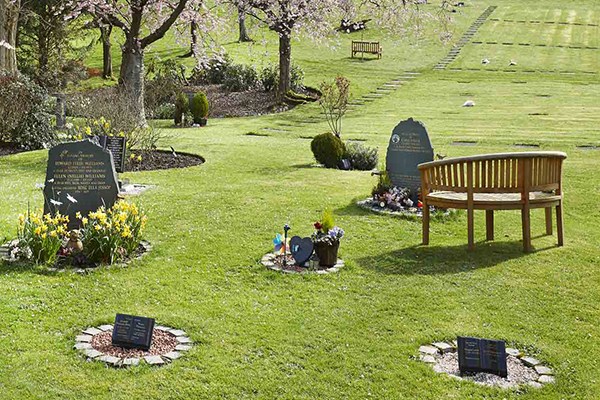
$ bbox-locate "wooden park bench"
[418,152,566,252]
[351,41,382,59]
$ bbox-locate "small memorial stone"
[74,342,92,350]
[163,351,181,361]
[168,329,186,337]
[419,345,439,355]
[175,345,192,351]
[521,356,541,367]
[99,355,121,366]
[385,118,434,201]
[421,355,436,363]
[538,375,555,384]
[98,325,114,332]
[534,365,553,375]
[457,336,507,377]
[111,314,155,351]
[144,355,165,365]
[96,136,127,173]
[506,347,521,357]
[44,140,119,228]
[432,342,454,353]
[176,336,192,344]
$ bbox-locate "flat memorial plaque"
[95,136,127,173]
[385,118,434,200]
[458,336,507,377]
[112,314,155,350]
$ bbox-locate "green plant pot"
[314,241,339,267]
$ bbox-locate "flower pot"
[314,240,339,267]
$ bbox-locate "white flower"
[35,183,44,189]
[66,194,77,203]
[50,199,63,206]
[65,123,74,129]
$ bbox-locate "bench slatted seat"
[351,41,382,59]
[418,152,566,252]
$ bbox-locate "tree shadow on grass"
[356,242,529,275]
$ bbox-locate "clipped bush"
[190,92,209,124]
[311,132,346,169]
[174,92,189,125]
[344,141,378,170]
[223,64,259,92]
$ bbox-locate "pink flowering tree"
[69,0,203,125]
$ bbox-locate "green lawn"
[1,1,600,398]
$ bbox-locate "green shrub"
[320,209,335,233]
[223,64,259,92]
[153,103,175,120]
[310,132,346,169]
[191,54,232,85]
[174,92,189,125]
[0,73,56,150]
[344,141,378,170]
[260,63,305,92]
[190,92,209,124]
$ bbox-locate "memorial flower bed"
[5,200,147,268]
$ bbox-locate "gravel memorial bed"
[75,325,193,367]
[261,253,344,274]
[419,341,555,389]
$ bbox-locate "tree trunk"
[0,0,19,75]
[100,25,112,79]
[119,39,147,127]
[277,34,291,100]
[37,20,49,72]
[237,6,252,42]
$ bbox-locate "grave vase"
[314,240,339,267]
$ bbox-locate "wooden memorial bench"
[418,152,566,252]
[351,41,382,59]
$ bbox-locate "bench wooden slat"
[419,151,566,252]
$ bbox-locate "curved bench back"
[418,152,567,194]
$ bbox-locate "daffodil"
[82,217,88,226]
[85,126,92,135]
[50,230,57,238]
[137,155,142,162]
[41,233,47,239]
[75,212,82,219]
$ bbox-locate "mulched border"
[126,149,205,172]
[418,341,555,389]
[261,252,344,275]
[75,324,193,367]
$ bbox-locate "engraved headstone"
[43,140,119,228]
[112,314,155,350]
[385,118,434,200]
[458,336,508,377]
[97,136,127,173]
[54,94,66,129]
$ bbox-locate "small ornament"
[66,230,83,253]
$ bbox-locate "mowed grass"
[1,1,600,399]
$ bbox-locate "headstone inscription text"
[112,314,155,350]
[96,136,127,173]
[385,118,434,199]
[43,140,119,228]
[458,336,508,377]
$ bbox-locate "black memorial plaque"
[385,118,434,200]
[43,140,119,228]
[96,136,127,173]
[458,336,508,377]
[112,313,155,350]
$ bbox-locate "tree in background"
[0,0,20,75]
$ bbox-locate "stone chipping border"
[418,341,555,389]
[356,199,456,219]
[75,324,193,367]
[261,253,344,275]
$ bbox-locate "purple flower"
[328,226,344,239]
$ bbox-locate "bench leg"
[422,202,430,245]
[521,206,532,252]
[556,202,564,246]
[467,207,475,251]
[485,210,494,241]
[545,207,553,235]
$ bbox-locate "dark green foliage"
[0,73,56,150]
[145,58,186,118]
[260,63,305,92]
[310,132,346,168]
[174,92,189,125]
[191,54,233,85]
[344,141,378,170]
[190,92,209,124]
[223,64,259,92]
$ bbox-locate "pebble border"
[261,253,344,275]
[418,341,555,388]
[356,199,456,219]
[75,324,193,367]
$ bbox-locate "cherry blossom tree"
[69,0,203,125]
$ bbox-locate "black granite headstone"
[112,313,155,350]
[385,118,434,200]
[97,136,127,173]
[43,140,119,228]
[458,336,508,377]
[289,236,314,265]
